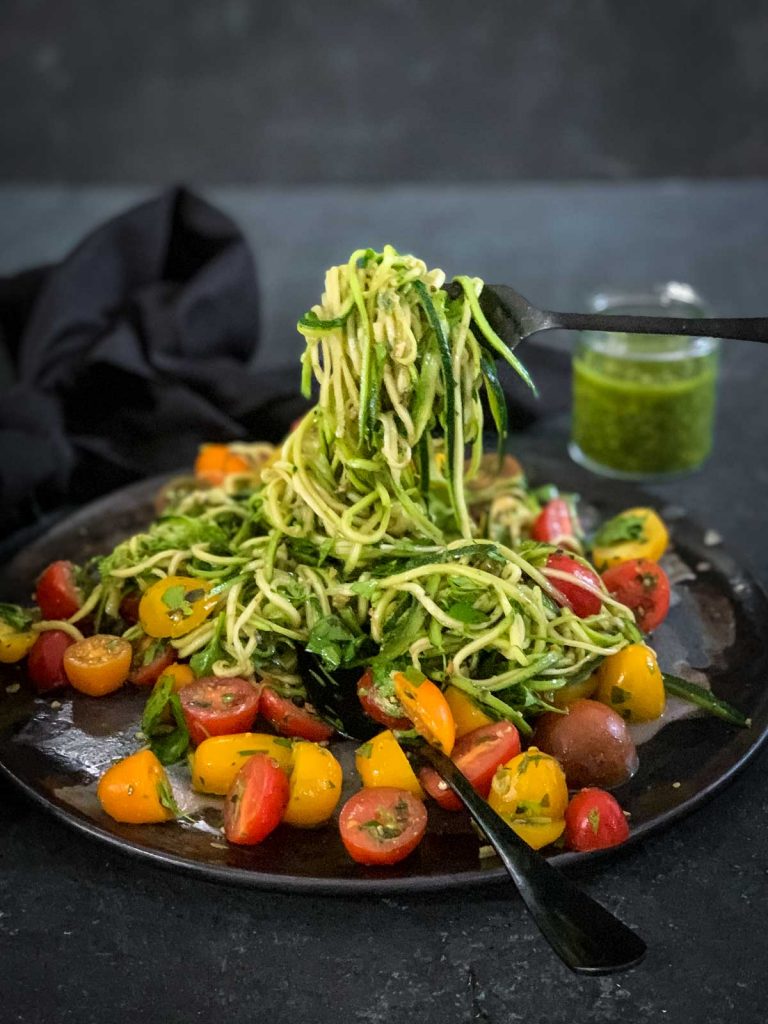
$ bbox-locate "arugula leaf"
[593,513,647,548]
[0,603,33,631]
[141,676,190,765]
[445,600,486,625]
[305,615,365,671]
[190,614,225,677]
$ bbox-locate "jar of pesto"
[569,283,719,479]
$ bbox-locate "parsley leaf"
[593,513,647,547]
[141,676,190,765]
[306,614,365,671]
[445,600,486,625]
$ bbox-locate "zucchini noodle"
[88,247,636,722]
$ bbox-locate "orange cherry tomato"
[392,671,455,755]
[63,634,132,696]
[159,663,195,691]
[97,749,176,824]
[444,686,494,738]
[194,444,252,485]
[138,576,218,639]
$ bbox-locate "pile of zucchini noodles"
[80,247,638,734]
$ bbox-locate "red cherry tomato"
[35,561,81,620]
[544,552,602,617]
[223,753,290,845]
[27,630,74,693]
[180,677,261,746]
[564,787,630,852]
[419,720,521,811]
[601,559,671,633]
[532,499,577,547]
[339,787,428,866]
[119,593,141,625]
[259,687,334,742]
[128,637,177,687]
[357,670,411,730]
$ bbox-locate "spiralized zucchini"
[91,247,637,728]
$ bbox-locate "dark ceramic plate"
[1,458,767,894]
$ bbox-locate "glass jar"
[569,283,720,479]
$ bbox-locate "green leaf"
[190,614,225,676]
[161,584,193,616]
[305,615,364,671]
[349,579,379,599]
[141,677,190,765]
[662,673,750,727]
[0,603,33,631]
[156,778,181,817]
[445,600,486,625]
[587,808,601,834]
[357,742,373,759]
[593,513,647,548]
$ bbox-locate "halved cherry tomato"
[119,593,141,625]
[138,575,218,639]
[532,499,577,547]
[595,644,665,723]
[63,634,132,696]
[0,623,36,664]
[180,676,261,746]
[601,559,671,633]
[191,732,293,795]
[194,444,252,486]
[97,748,176,825]
[592,507,669,570]
[259,687,334,742]
[35,561,81,620]
[392,671,455,755]
[159,663,195,691]
[339,787,428,866]
[283,742,343,827]
[419,721,521,811]
[544,552,602,617]
[355,729,424,799]
[564,788,630,852]
[444,686,493,738]
[129,637,177,687]
[488,747,569,850]
[224,753,290,845]
[27,630,74,693]
[357,670,411,730]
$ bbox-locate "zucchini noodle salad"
[10,246,747,860]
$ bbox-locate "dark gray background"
[3,0,768,183]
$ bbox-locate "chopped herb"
[273,736,294,749]
[190,613,225,676]
[445,601,486,625]
[403,666,427,688]
[587,808,601,834]
[0,603,33,632]
[357,742,373,759]
[593,513,647,548]
[306,614,365,671]
[359,819,403,842]
[221,692,237,705]
[237,749,269,756]
[161,584,193,617]
[611,685,629,705]
[157,778,181,817]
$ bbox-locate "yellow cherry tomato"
[393,671,455,754]
[592,507,669,570]
[0,623,36,663]
[282,741,343,828]
[97,749,175,824]
[596,643,665,723]
[355,729,424,799]
[548,672,599,708]
[191,733,294,795]
[139,575,218,639]
[445,686,494,738]
[63,634,132,696]
[159,663,196,691]
[488,746,568,850]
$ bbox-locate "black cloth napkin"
[0,188,308,541]
[0,187,566,547]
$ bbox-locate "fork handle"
[549,311,768,344]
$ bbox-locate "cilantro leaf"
[305,615,364,671]
[593,513,647,548]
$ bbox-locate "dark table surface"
[1,182,767,1024]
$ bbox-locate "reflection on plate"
[1,457,767,894]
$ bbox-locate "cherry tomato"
[339,787,428,866]
[259,687,334,742]
[564,788,630,852]
[283,742,343,828]
[224,753,290,845]
[592,507,669,570]
[180,676,261,746]
[63,634,132,696]
[138,575,218,639]
[97,749,176,825]
[420,721,521,811]
[392,671,455,754]
[0,623,36,664]
[355,729,424,799]
[35,561,81,620]
[595,644,665,723]
[191,732,294,795]
[129,637,177,687]
[27,630,74,693]
[544,552,602,617]
[357,670,411,730]
[532,699,639,789]
[444,686,494,738]
[488,747,569,849]
[194,444,252,486]
[159,663,196,691]
[531,499,577,547]
[119,593,141,625]
[601,559,671,633]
